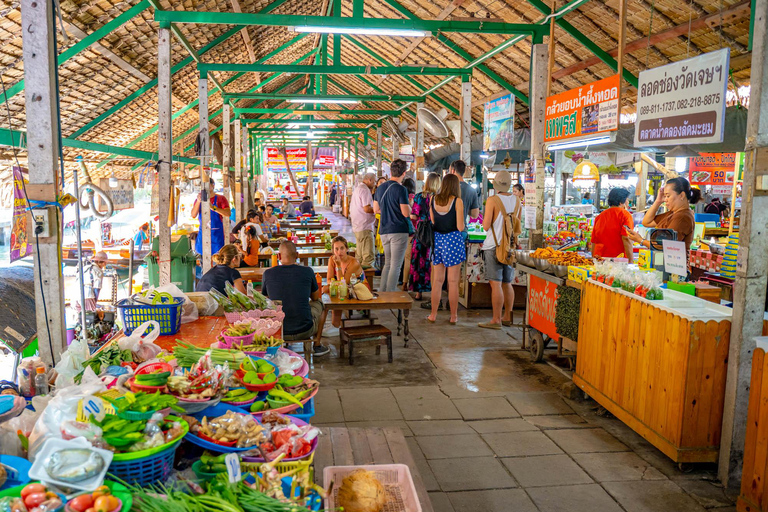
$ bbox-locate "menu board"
[545,75,620,143]
[688,153,736,186]
[635,48,729,146]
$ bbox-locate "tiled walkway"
[309,207,737,512]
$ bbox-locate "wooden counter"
[574,280,732,463]
[738,348,768,512]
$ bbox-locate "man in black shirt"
[261,241,329,357]
[298,196,316,215]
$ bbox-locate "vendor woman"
[324,236,366,328]
[195,244,246,294]
[626,177,699,253]
[191,178,231,256]
[590,188,634,263]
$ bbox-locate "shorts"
[283,300,324,341]
[432,231,466,267]
[483,249,515,283]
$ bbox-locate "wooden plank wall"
[738,348,768,512]
[575,281,731,462]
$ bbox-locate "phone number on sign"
[639,93,722,116]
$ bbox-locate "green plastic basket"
[116,407,170,421]
[191,460,226,482]
[111,416,189,462]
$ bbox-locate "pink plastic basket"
[218,330,255,349]
[323,464,422,512]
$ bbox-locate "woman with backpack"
[408,173,441,301]
[478,170,520,330]
[427,174,465,325]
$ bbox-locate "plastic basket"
[286,397,315,422]
[107,441,179,487]
[218,330,254,349]
[0,455,31,490]
[241,452,314,478]
[324,464,422,512]
[115,296,184,336]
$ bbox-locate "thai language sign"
[634,48,729,146]
[483,94,515,151]
[98,178,134,211]
[318,155,336,166]
[688,153,736,186]
[545,75,620,143]
[266,147,307,173]
[527,274,559,340]
[10,166,31,263]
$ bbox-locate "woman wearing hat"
[478,170,520,330]
[76,251,108,311]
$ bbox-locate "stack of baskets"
[115,292,184,336]
[720,234,739,279]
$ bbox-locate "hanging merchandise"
[10,166,31,263]
[76,157,114,221]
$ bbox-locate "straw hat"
[493,170,512,193]
[93,251,108,262]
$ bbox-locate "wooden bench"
[313,427,434,512]
[339,324,392,364]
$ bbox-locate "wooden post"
[530,43,548,249]
[393,136,400,161]
[21,0,66,366]
[729,176,739,234]
[616,0,628,112]
[222,104,232,243]
[198,76,212,272]
[460,75,472,169]
[635,159,648,210]
[547,0,556,97]
[376,125,383,176]
[157,25,172,285]
[235,118,242,215]
[719,0,768,487]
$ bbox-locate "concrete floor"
[305,206,737,512]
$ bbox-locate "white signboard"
[99,178,134,211]
[635,48,729,147]
[662,240,688,277]
[711,185,732,196]
[524,182,536,229]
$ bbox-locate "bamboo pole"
[547,0,556,97]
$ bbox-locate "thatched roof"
[0,0,753,183]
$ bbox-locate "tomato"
[92,485,111,500]
[24,492,47,508]
[94,495,118,512]
[85,508,97,512]
[21,484,46,499]
[68,494,94,512]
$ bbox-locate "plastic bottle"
[34,367,48,396]
[330,280,338,297]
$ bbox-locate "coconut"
[337,469,387,512]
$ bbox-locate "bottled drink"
[34,367,49,396]
[271,253,278,267]
[316,273,322,289]
[338,280,348,300]
[330,280,338,297]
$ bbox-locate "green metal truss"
[235,107,404,115]
[154,10,548,37]
[222,92,426,102]
[245,119,382,126]
[200,63,472,77]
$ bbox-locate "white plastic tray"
[29,437,114,495]
[323,464,422,512]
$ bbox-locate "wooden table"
[153,316,225,352]
[313,427,434,512]
[317,291,413,346]
[280,222,331,230]
[276,230,338,238]
[239,266,375,284]
[268,239,326,248]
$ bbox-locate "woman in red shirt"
[590,188,634,262]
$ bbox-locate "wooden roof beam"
[552,0,750,80]
[228,0,257,62]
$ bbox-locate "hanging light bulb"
[109,169,118,188]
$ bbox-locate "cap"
[493,170,512,193]
[93,251,108,262]
[36,367,46,374]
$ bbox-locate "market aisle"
[303,210,738,512]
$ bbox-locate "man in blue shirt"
[261,241,330,357]
[373,159,411,292]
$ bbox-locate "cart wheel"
[677,462,695,473]
[530,329,545,363]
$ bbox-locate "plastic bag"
[146,283,198,324]
[54,337,91,389]
[118,320,160,352]
[27,369,106,460]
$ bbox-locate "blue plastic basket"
[115,296,184,335]
[287,397,315,422]
[106,440,180,486]
[0,455,31,490]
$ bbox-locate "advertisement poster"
[483,94,515,151]
[545,75,620,143]
[318,155,336,166]
[527,275,559,340]
[10,166,31,262]
[524,181,536,229]
[524,159,534,183]
[266,147,307,173]
[635,48,730,146]
[688,153,736,186]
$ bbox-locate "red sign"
[688,153,736,186]
[266,147,307,173]
[318,155,335,166]
[527,275,559,341]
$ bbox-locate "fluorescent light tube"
[546,135,611,151]
[288,98,359,105]
[293,26,429,37]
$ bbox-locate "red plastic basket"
[136,362,172,375]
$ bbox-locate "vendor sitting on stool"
[195,244,246,295]
[261,241,330,357]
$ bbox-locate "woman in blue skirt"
[427,173,465,325]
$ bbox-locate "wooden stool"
[339,324,392,365]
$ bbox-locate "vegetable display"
[224,321,257,338]
[191,411,265,448]
[75,345,133,383]
[0,483,63,512]
[88,412,184,452]
[209,282,270,312]
[230,334,284,351]
[554,285,581,342]
[249,376,317,413]
[107,391,182,414]
[66,486,120,512]
[174,340,246,367]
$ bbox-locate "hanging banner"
[483,94,515,151]
[635,48,730,147]
[544,75,620,143]
[98,178,134,211]
[688,153,736,186]
[266,147,307,173]
[318,155,336,166]
[10,166,31,262]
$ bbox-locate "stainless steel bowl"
[516,250,535,267]
[552,264,569,278]
[533,258,552,272]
